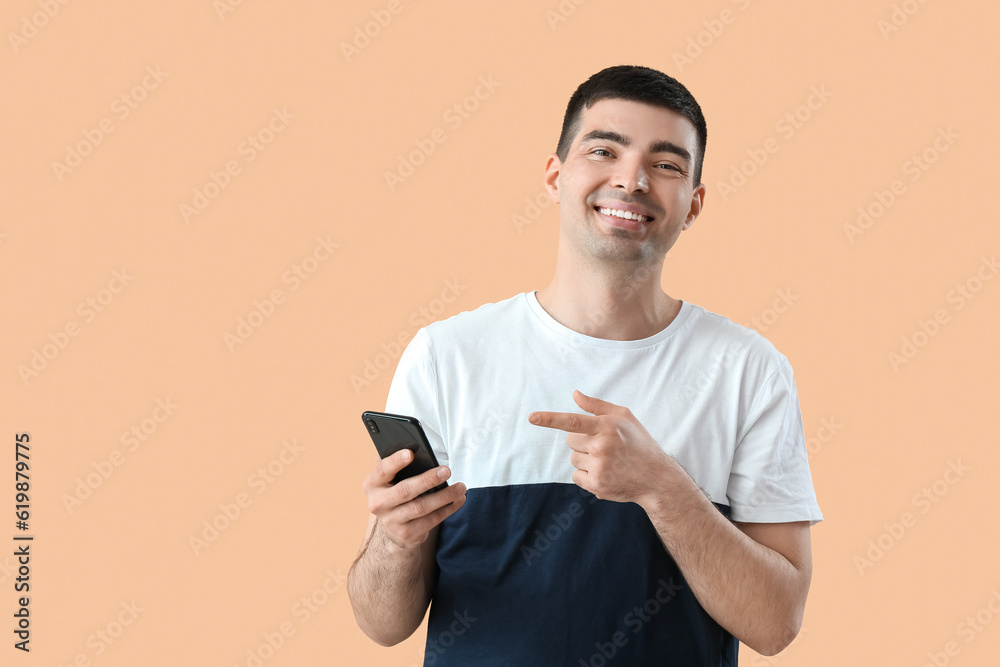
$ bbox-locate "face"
[544,98,705,269]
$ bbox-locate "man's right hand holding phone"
[350,450,467,645]
[362,449,467,550]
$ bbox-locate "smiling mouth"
[594,206,653,223]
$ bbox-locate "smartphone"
[361,411,448,495]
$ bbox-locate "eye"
[591,148,614,157]
[656,163,680,171]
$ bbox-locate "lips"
[594,205,653,231]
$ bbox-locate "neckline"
[523,290,692,349]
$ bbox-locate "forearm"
[639,471,808,655]
[347,519,433,646]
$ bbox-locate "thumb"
[573,389,619,416]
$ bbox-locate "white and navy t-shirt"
[385,291,822,666]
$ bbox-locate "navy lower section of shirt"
[423,483,738,666]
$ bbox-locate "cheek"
[662,190,691,215]
[560,165,600,197]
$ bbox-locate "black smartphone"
[361,411,448,495]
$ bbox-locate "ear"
[544,153,562,204]
[682,182,706,230]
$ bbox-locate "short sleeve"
[384,327,448,467]
[726,356,822,524]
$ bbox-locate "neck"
[535,247,679,341]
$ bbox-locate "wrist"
[374,520,421,558]
[635,451,683,511]
[636,453,705,518]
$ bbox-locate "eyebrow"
[579,129,692,165]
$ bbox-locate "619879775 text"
[14,432,32,652]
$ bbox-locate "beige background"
[2,0,998,664]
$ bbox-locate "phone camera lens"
[366,420,380,434]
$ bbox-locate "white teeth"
[598,207,648,222]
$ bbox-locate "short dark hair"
[555,65,708,185]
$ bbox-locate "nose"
[612,157,649,193]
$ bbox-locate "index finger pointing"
[528,411,600,434]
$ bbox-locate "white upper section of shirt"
[386,291,822,525]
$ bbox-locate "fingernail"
[529,414,539,424]
[400,450,411,461]
[438,468,450,480]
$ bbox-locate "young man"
[349,65,822,665]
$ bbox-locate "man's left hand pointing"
[529,390,676,505]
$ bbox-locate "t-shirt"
[384,291,822,666]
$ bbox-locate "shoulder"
[419,291,528,345]
[680,302,793,392]
[683,302,788,363]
